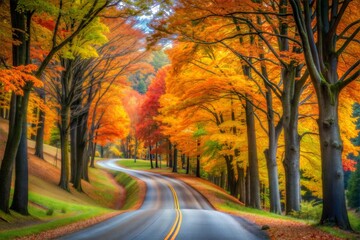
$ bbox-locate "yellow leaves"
[61,17,109,59]
[109,145,122,157]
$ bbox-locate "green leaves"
[193,124,207,138]
[17,0,58,14]
[61,17,109,59]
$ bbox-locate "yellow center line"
[164,183,182,240]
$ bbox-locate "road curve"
[59,159,268,240]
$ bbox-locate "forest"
[0,0,359,234]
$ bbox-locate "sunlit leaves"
[0,64,43,95]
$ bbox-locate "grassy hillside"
[0,119,134,239]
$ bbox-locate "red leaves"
[32,15,55,31]
[136,66,169,145]
[343,158,356,172]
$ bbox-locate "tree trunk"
[196,140,200,177]
[90,142,97,168]
[70,120,77,183]
[168,141,173,168]
[73,113,88,192]
[172,145,178,173]
[134,138,138,163]
[221,171,226,189]
[264,88,282,214]
[318,90,351,229]
[10,90,31,215]
[245,99,261,209]
[181,154,185,169]
[186,156,190,174]
[12,10,32,215]
[30,107,37,140]
[245,167,251,207]
[82,146,90,182]
[59,105,70,191]
[237,165,246,203]
[155,142,159,168]
[282,67,301,214]
[100,145,104,158]
[0,96,20,213]
[34,108,45,159]
[225,155,236,196]
[149,145,154,169]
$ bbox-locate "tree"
[136,66,168,168]
[0,0,35,214]
[290,0,360,229]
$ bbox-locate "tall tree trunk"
[155,142,159,168]
[225,155,236,196]
[134,138,138,163]
[34,108,45,159]
[181,154,185,169]
[168,141,173,168]
[90,141,97,168]
[149,145,154,169]
[245,99,261,209]
[34,86,46,159]
[0,96,22,213]
[70,120,77,183]
[30,107,37,140]
[172,145,178,173]
[245,167,251,207]
[196,140,200,177]
[12,9,33,214]
[59,105,70,191]
[237,164,246,203]
[100,145,104,158]
[221,171,226,189]
[318,89,351,229]
[82,151,90,182]
[10,89,31,215]
[73,112,88,192]
[282,67,301,214]
[264,87,282,214]
[186,156,190,174]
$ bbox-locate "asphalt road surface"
[59,159,268,240]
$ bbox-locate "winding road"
[59,159,268,240]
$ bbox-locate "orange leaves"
[0,64,43,95]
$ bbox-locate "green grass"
[89,167,117,207]
[349,211,360,232]
[113,172,140,210]
[117,159,153,170]
[0,192,110,239]
[117,159,187,174]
